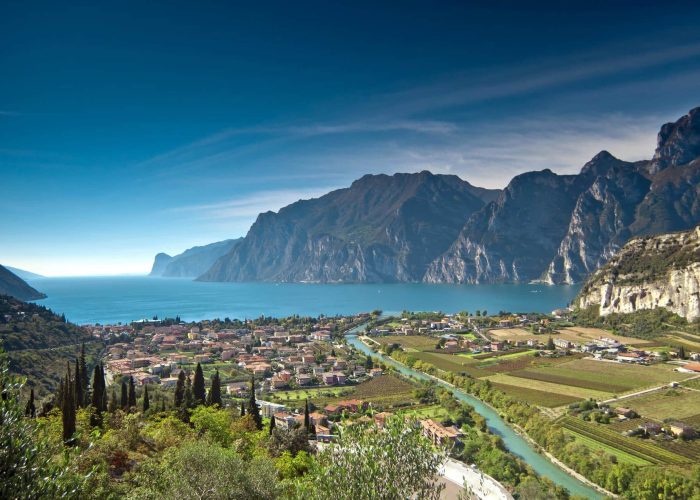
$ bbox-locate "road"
[440,458,513,500]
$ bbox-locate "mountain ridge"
[0,265,46,301]
[150,239,243,278]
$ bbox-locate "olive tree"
[301,416,446,499]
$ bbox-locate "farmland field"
[559,417,689,465]
[613,388,700,421]
[490,382,580,407]
[487,326,652,346]
[508,369,630,393]
[484,373,609,400]
[563,429,653,466]
[352,374,416,407]
[378,335,438,351]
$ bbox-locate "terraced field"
[559,417,689,465]
[562,429,653,466]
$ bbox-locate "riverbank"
[346,328,603,499]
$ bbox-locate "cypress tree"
[248,375,262,430]
[120,381,128,410]
[240,401,245,416]
[61,367,76,445]
[193,363,206,406]
[143,384,150,413]
[90,364,105,426]
[304,399,310,430]
[128,376,136,409]
[546,336,555,351]
[179,375,193,422]
[100,365,108,412]
[24,388,36,418]
[79,343,89,406]
[210,370,222,407]
[109,388,118,413]
[56,379,64,411]
[679,345,687,360]
[269,414,276,435]
[160,396,166,412]
[174,370,186,408]
[74,359,83,409]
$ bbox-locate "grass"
[402,404,450,420]
[563,429,653,466]
[559,416,689,465]
[613,388,700,421]
[508,369,630,393]
[378,335,439,351]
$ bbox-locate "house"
[273,412,298,430]
[296,374,312,386]
[614,407,637,419]
[258,401,287,418]
[640,422,663,436]
[369,368,383,377]
[309,411,328,427]
[617,352,641,363]
[324,404,341,416]
[553,338,572,349]
[336,399,367,413]
[374,411,393,429]
[668,422,697,439]
[270,376,288,389]
[322,373,338,385]
[490,342,504,351]
[681,362,700,373]
[420,419,463,446]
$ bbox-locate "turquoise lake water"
[28,276,581,325]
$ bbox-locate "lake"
[28,275,580,325]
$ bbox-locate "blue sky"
[2,1,700,276]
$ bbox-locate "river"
[344,325,604,499]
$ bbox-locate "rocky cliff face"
[576,226,700,321]
[197,107,700,284]
[199,172,498,282]
[150,239,242,278]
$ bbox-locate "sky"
[2,1,700,276]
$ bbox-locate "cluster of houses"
[99,315,376,393]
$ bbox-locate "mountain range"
[150,239,243,277]
[0,265,46,301]
[156,107,700,285]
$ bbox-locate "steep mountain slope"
[426,107,700,284]
[424,169,589,283]
[150,239,242,277]
[6,266,44,280]
[0,295,103,396]
[0,265,46,300]
[199,172,499,282]
[576,225,700,320]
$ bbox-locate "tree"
[24,388,36,418]
[79,343,89,406]
[300,417,445,499]
[304,399,310,431]
[210,370,222,407]
[193,363,206,406]
[109,388,118,413]
[240,401,246,416]
[546,336,555,351]
[128,376,136,410]
[143,384,150,413]
[174,370,186,408]
[90,364,105,426]
[269,414,276,435]
[160,396,166,412]
[61,364,76,445]
[1,351,80,497]
[73,359,83,409]
[121,381,128,410]
[248,375,262,430]
[679,345,687,360]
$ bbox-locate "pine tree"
[74,359,83,409]
[304,399,310,430]
[61,365,76,445]
[120,381,128,410]
[269,414,276,435]
[193,363,206,406]
[210,370,222,407]
[248,375,262,430]
[143,384,150,413]
[90,364,105,426]
[79,343,89,406]
[128,376,136,409]
[24,388,36,418]
[174,370,186,408]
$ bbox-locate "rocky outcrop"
[0,265,46,301]
[150,239,242,278]
[199,172,498,283]
[576,226,700,320]
[648,107,700,174]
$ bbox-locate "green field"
[508,369,630,393]
[563,429,653,466]
[378,335,439,350]
[490,383,580,407]
[485,373,609,400]
[559,417,689,465]
[402,404,450,420]
[614,388,700,421]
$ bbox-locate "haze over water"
[28,276,580,325]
